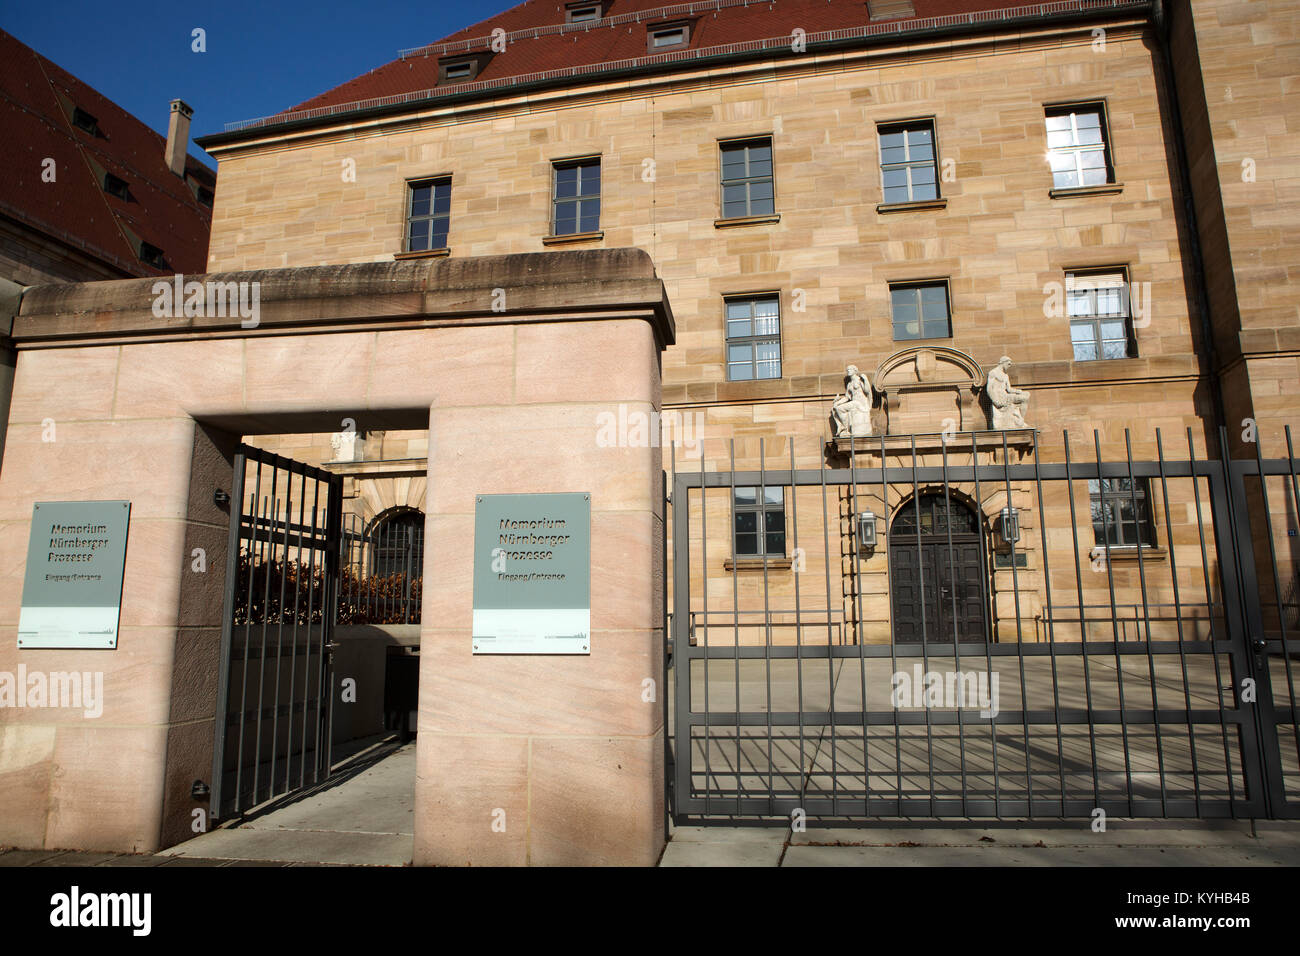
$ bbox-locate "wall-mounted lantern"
[857,511,878,552]
[1000,506,1020,545]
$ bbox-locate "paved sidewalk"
[1,737,415,868]
[659,820,1300,866]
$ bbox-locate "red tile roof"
[275,0,1141,123]
[0,28,215,278]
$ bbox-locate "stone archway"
[889,491,989,643]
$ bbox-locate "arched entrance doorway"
[889,492,988,643]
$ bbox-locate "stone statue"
[831,364,874,437]
[985,355,1030,429]
[330,428,359,462]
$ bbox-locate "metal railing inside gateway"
[338,513,424,626]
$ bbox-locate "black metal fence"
[212,446,342,820]
[338,511,424,625]
[668,426,1300,822]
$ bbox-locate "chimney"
[165,99,193,177]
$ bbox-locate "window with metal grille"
[552,158,601,235]
[370,510,426,578]
[733,486,786,557]
[1068,270,1134,361]
[878,121,938,204]
[890,281,951,341]
[1045,104,1114,189]
[725,295,781,381]
[406,177,451,252]
[1089,477,1156,547]
[720,138,775,219]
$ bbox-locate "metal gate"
[668,427,1300,823]
[211,445,343,820]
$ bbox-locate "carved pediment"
[875,346,985,390]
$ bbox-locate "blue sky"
[5,0,515,165]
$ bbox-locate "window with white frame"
[878,120,938,204]
[725,295,781,381]
[1067,270,1134,361]
[1045,103,1114,189]
[720,138,775,218]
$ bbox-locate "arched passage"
[889,491,989,643]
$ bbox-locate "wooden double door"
[889,494,989,643]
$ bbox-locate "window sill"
[714,213,781,228]
[542,230,604,245]
[1095,545,1166,562]
[876,198,948,213]
[1049,183,1124,199]
[724,557,793,572]
[393,248,450,260]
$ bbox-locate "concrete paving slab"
[159,739,415,866]
[782,844,1300,866]
[92,854,169,867]
[0,849,70,866]
[791,822,1272,848]
[161,828,411,866]
[660,836,786,867]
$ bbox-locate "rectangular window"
[1068,270,1134,361]
[878,121,938,204]
[566,3,602,23]
[725,295,781,381]
[720,138,775,219]
[552,158,601,235]
[890,282,951,341]
[1045,103,1114,189]
[1089,478,1156,548]
[406,177,451,252]
[733,486,786,558]
[648,21,690,51]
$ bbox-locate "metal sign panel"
[18,500,131,649]
[472,492,590,654]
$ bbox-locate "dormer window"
[72,107,100,135]
[139,241,167,268]
[104,172,131,200]
[197,185,215,207]
[647,21,691,53]
[566,2,602,23]
[439,54,488,84]
[867,0,916,19]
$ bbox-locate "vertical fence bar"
[233,459,264,814]
[700,446,711,816]
[1031,433,1067,814]
[210,447,247,820]
[1093,431,1136,816]
[1155,429,1199,813]
[1000,430,1033,814]
[1124,430,1168,815]
[1186,427,1237,814]
[938,433,967,813]
[789,441,806,816]
[299,480,322,790]
[819,436,838,816]
[1062,433,1102,808]
[759,440,775,814]
[269,464,293,799]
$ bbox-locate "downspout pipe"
[1150,0,1229,449]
